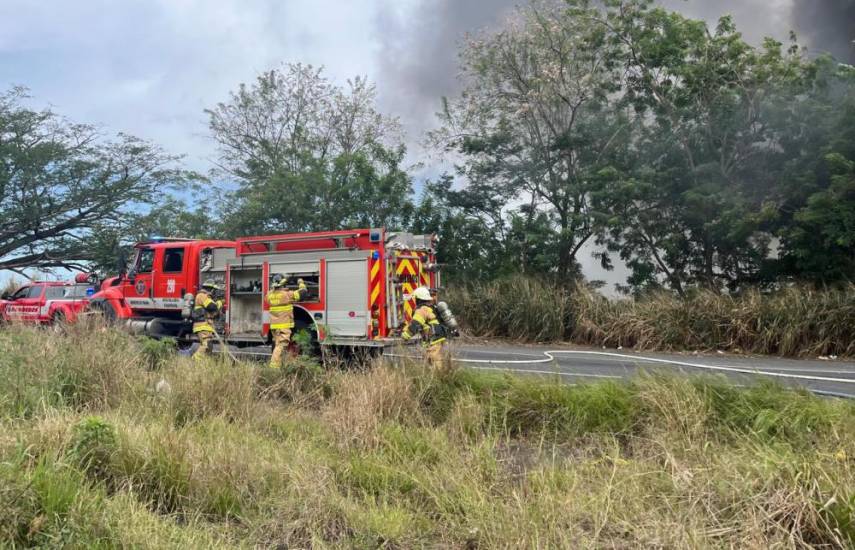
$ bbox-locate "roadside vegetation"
[448,276,855,358]
[2,324,855,548]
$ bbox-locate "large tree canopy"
[0,87,189,275]
[425,0,855,291]
[432,1,631,282]
[206,64,414,236]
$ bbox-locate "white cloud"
[0,0,383,171]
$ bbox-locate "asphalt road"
[420,341,855,399]
[224,339,855,398]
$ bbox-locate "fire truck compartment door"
[325,259,368,337]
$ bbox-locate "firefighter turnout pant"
[269,328,292,368]
[194,329,214,360]
[425,341,447,372]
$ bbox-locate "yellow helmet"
[271,273,286,288]
[412,286,432,302]
[201,279,222,291]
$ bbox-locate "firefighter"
[266,274,308,368]
[192,279,223,360]
[402,286,448,371]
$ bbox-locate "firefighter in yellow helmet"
[402,286,448,371]
[192,279,223,360]
[266,274,308,368]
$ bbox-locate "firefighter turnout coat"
[266,282,307,331]
[402,304,446,346]
[192,290,221,333]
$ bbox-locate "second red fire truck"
[87,228,443,353]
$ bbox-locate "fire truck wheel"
[51,311,68,331]
[89,300,118,324]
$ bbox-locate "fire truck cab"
[89,238,237,338]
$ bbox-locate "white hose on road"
[385,350,855,385]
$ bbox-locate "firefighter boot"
[269,328,292,368]
[194,331,214,361]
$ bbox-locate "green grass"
[1,324,855,547]
[447,275,855,357]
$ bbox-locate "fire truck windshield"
[10,286,40,300]
[136,248,155,273]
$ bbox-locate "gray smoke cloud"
[791,0,855,62]
[374,0,850,150]
[659,0,794,44]
[374,0,518,144]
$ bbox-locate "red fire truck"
[87,228,441,352]
[0,275,97,325]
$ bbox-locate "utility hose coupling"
[435,301,459,335]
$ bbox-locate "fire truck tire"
[89,300,118,323]
[51,311,68,331]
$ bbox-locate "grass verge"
[1,325,854,547]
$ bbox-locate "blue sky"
[0,0,389,173]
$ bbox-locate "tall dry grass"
[2,325,855,547]
[447,275,855,357]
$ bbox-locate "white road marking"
[387,350,855,385]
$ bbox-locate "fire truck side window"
[136,249,155,273]
[162,248,184,273]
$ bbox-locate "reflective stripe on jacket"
[403,304,446,346]
[192,291,220,333]
[266,284,306,330]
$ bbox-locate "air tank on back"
[435,301,459,334]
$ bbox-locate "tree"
[0,87,189,276]
[596,2,819,293]
[411,175,515,283]
[781,153,855,281]
[771,60,855,283]
[432,0,630,283]
[207,64,414,235]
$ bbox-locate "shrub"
[139,337,176,371]
[70,416,119,484]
